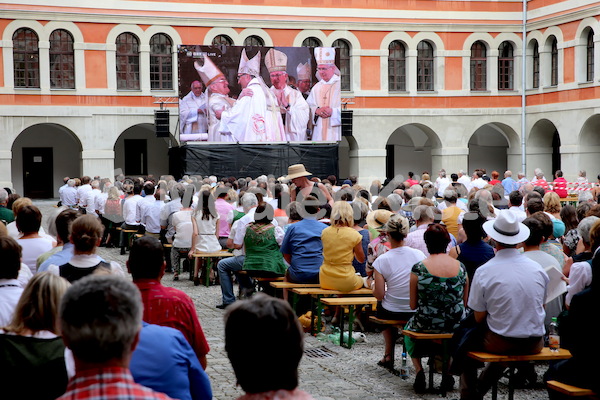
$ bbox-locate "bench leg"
[507,367,515,400]
[291,292,299,315]
[345,305,356,349]
[316,296,323,334]
[309,295,316,335]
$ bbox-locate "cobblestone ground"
[35,200,551,400]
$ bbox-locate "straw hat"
[284,164,311,180]
[483,210,530,245]
[366,209,394,231]
[401,197,422,212]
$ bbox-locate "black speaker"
[341,110,353,136]
[154,110,170,137]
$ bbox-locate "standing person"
[179,80,208,138]
[219,49,285,142]
[404,224,468,393]
[128,237,210,370]
[319,201,366,292]
[265,48,310,142]
[189,190,221,285]
[459,211,548,400]
[171,186,194,281]
[307,47,342,141]
[1,272,71,400]
[58,275,175,400]
[372,214,426,371]
[48,215,123,282]
[194,56,236,142]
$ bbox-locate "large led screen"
[178,45,342,143]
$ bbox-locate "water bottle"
[400,352,409,380]
[549,317,560,352]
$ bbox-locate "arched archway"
[468,123,517,174]
[528,119,561,178]
[114,124,173,177]
[578,114,600,177]
[11,123,82,198]
[386,124,441,181]
[338,135,358,180]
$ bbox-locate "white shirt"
[566,259,592,306]
[48,254,124,277]
[471,178,487,190]
[373,246,426,313]
[95,192,108,215]
[435,177,451,197]
[457,175,472,191]
[84,188,101,216]
[17,237,54,274]
[62,186,78,207]
[507,206,527,223]
[122,195,143,225]
[469,248,549,338]
[141,199,163,234]
[0,279,24,327]
[171,209,193,248]
[77,184,92,207]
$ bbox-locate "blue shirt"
[131,322,212,400]
[38,242,75,273]
[280,218,327,283]
[502,177,519,195]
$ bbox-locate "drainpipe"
[521,0,527,175]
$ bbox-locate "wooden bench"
[191,251,234,286]
[320,297,377,349]
[468,348,572,400]
[369,316,408,370]
[403,330,454,396]
[117,227,139,253]
[547,380,598,398]
[290,287,373,333]
[269,282,321,310]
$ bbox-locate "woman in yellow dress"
[319,201,366,291]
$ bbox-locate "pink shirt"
[215,198,234,237]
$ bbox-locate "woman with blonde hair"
[0,272,71,400]
[319,201,366,291]
[543,191,562,219]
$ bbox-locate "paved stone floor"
[35,200,551,400]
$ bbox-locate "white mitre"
[296,62,310,81]
[194,56,224,86]
[238,48,261,77]
[314,47,336,66]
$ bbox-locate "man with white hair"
[307,47,342,141]
[517,171,529,188]
[179,80,208,139]
[435,169,450,197]
[531,169,548,190]
[265,48,309,141]
[194,56,235,142]
[502,170,519,195]
[0,188,14,223]
[83,179,101,216]
[219,49,285,142]
[457,170,472,191]
[62,179,78,208]
[215,193,260,309]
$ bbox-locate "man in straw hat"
[219,49,285,142]
[179,80,208,139]
[306,47,342,142]
[195,56,236,142]
[458,210,548,400]
[286,164,333,207]
[265,48,309,142]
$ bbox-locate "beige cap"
[238,48,261,77]
[265,48,287,73]
[194,56,225,86]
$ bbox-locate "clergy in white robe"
[179,80,208,136]
[306,48,342,142]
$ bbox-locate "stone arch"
[2,20,45,90]
[385,123,442,181]
[577,114,600,178]
[528,118,561,179]
[339,135,359,180]
[204,28,240,46]
[468,122,519,175]
[113,123,174,177]
[293,30,328,47]
[11,123,83,197]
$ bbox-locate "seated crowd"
[0,165,599,399]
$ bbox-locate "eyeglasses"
[317,66,333,71]
[270,72,286,78]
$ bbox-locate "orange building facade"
[1,0,599,196]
